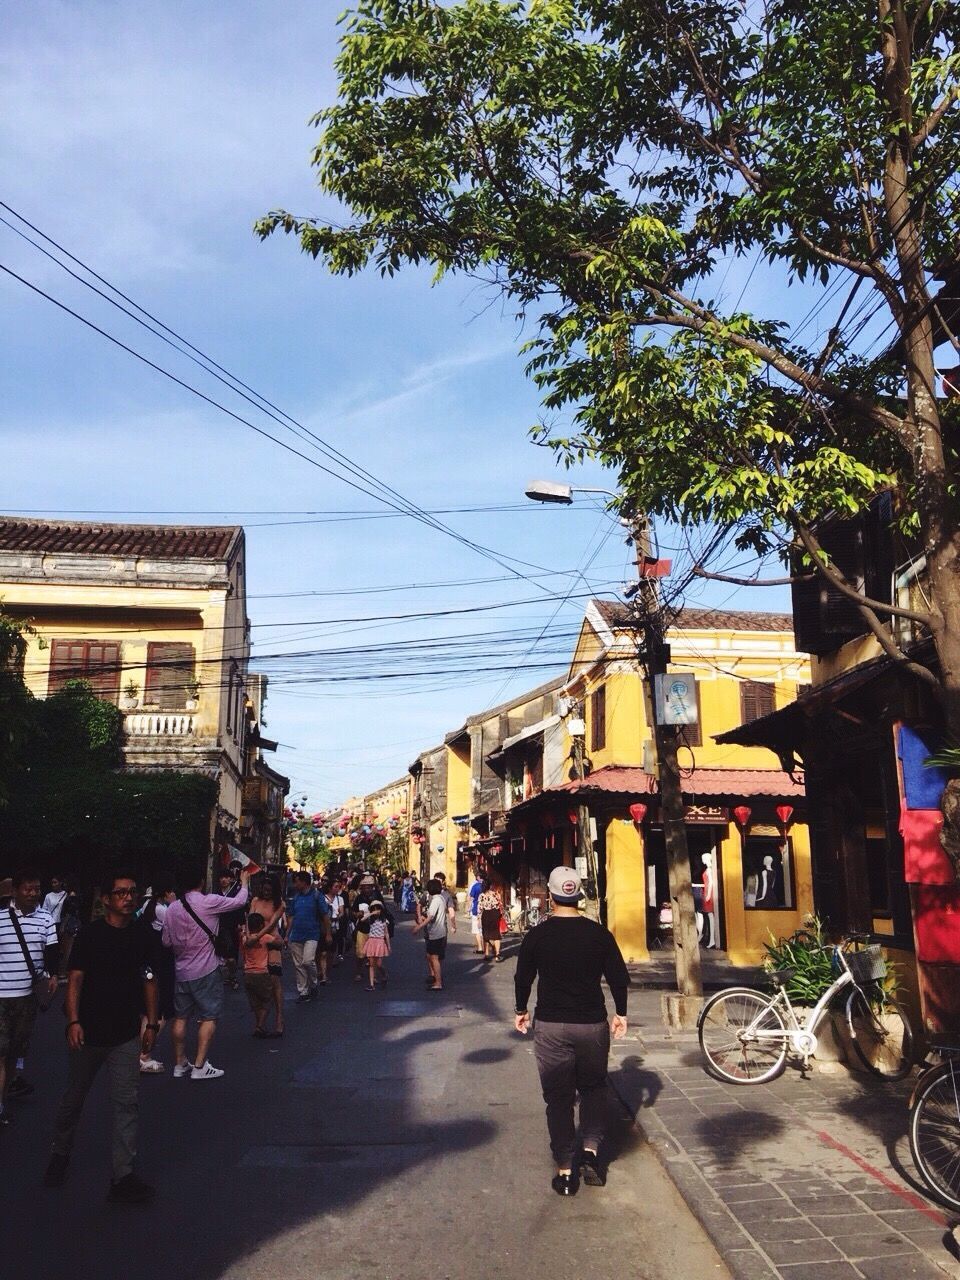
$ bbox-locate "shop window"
[742,835,794,910]
[144,642,196,710]
[590,684,606,751]
[48,639,121,702]
[740,680,776,724]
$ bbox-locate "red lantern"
[775,804,794,829]
[568,810,579,826]
[629,802,648,825]
[733,805,752,828]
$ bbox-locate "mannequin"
[754,853,782,908]
[699,852,719,949]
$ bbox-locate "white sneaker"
[191,1062,224,1080]
[173,1061,195,1078]
[139,1057,165,1074]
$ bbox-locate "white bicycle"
[698,933,916,1085]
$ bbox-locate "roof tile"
[545,762,803,799]
[591,598,794,634]
[0,517,241,561]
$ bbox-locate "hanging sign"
[684,804,729,825]
[654,672,699,726]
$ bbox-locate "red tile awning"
[525,763,803,802]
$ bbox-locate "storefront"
[506,763,810,965]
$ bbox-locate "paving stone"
[733,1199,810,1223]
[853,1191,915,1212]
[827,1233,923,1260]
[744,1218,825,1242]
[721,1249,780,1280]
[854,1255,949,1280]
[810,1213,885,1238]
[777,1262,863,1279]
[789,1195,867,1215]
[760,1238,843,1265]
[717,1184,790,1205]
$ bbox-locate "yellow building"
[505,602,812,965]
[0,517,254,855]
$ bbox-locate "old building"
[0,517,255,856]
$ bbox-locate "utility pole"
[631,515,703,1021]
[572,724,600,921]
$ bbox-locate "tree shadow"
[691,1109,786,1167]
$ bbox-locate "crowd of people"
[1,855,629,1203]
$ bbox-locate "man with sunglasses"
[44,869,158,1204]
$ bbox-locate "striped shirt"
[0,906,57,997]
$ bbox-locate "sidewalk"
[612,990,958,1280]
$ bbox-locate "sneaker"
[139,1057,165,1074]
[580,1150,606,1187]
[172,1061,195,1078]
[296,993,311,1003]
[43,1153,69,1187]
[190,1062,224,1080]
[108,1173,155,1205]
[551,1172,578,1197]
[7,1074,35,1099]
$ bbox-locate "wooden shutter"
[683,682,703,747]
[740,680,776,724]
[48,639,121,701]
[591,684,606,752]
[145,642,196,710]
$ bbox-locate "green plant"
[123,680,139,699]
[763,918,835,1005]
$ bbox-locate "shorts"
[244,972,273,1015]
[0,994,38,1060]
[425,937,447,959]
[174,969,224,1021]
[470,914,482,936]
[267,963,283,977]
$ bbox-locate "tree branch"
[913,85,960,147]
[693,565,813,587]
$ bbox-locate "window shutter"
[48,639,121,701]
[591,684,606,752]
[740,681,775,724]
[145,642,196,710]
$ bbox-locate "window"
[740,680,776,724]
[590,684,606,752]
[866,836,891,916]
[48,640,121,702]
[144,642,196,710]
[742,836,795,910]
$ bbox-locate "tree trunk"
[656,720,703,999]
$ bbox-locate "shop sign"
[684,804,729,825]
[654,672,699,726]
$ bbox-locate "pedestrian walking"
[477,879,505,963]
[247,873,286,1035]
[42,875,68,934]
[57,881,81,979]
[44,868,159,1204]
[0,868,58,1126]
[161,859,251,1081]
[288,871,331,1001]
[514,867,629,1197]
[400,871,416,913]
[242,912,282,1037]
[412,878,449,991]
[435,872,458,937]
[360,899,394,990]
[319,878,344,980]
[216,867,246,990]
[136,884,176,1074]
[468,874,484,954]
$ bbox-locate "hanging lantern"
[775,804,794,830]
[629,802,648,825]
[733,805,752,828]
[567,810,579,826]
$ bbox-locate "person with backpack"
[287,871,331,1002]
[160,860,251,1081]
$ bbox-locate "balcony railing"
[125,712,196,737]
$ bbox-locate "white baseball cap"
[547,866,583,903]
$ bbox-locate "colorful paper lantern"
[629,802,648,825]
[733,805,752,828]
[775,805,794,829]
[567,810,579,826]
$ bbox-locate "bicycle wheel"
[846,988,915,1080]
[698,988,788,1085]
[910,1062,960,1211]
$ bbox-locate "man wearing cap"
[514,866,629,1197]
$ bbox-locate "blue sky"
[1,2,796,807]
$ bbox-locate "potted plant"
[185,678,201,712]
[121,679,140,711]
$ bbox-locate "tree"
[258,0,960,727]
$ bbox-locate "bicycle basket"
[846,944,887,984]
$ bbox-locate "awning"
[513,763,803,806]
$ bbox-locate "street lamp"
[524,480,704,1013]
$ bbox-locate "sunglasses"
[109,887,139,898]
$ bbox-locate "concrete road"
[2,917,730,1280]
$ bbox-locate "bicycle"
[909,1040,960,1211]
[698,933,916,1085]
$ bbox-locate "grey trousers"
[533,1020,610,1167]
[290,940,318,995]
[52,1036,140,1180]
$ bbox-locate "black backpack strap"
[179,895,216,944]
[8,908,40,978]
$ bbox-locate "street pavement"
[618,991,960,1280]
[0,917,729,1280]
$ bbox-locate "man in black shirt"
[514,866,628,1197]
[44,868,159,1204]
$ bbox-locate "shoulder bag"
[8,908,52,1011]
[179,895,232,958]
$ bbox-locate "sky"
[1,2,798,808]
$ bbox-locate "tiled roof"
[591,599,794,634]
[0,517,241,561]
[546,763,803,800]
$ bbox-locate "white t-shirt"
[42,890,68,924]
[0,906,57,996]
